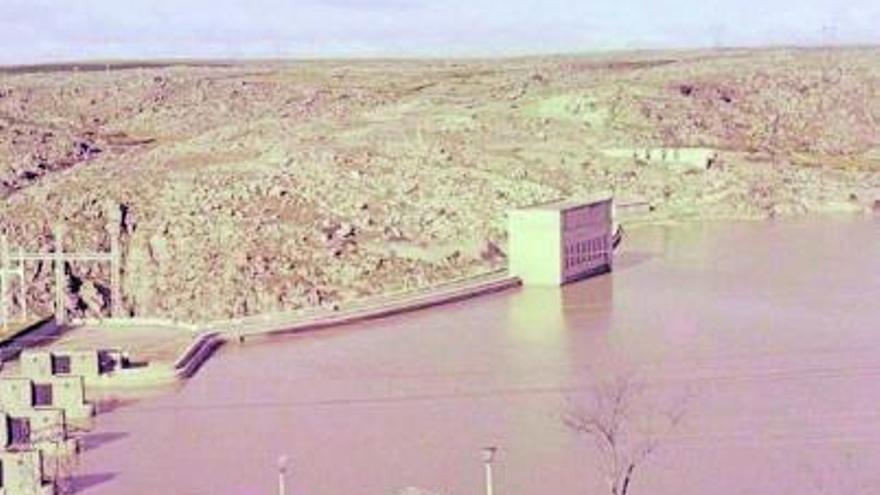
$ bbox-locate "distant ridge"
[0,60,235,75]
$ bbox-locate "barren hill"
[1,48,878,321]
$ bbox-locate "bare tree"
[563,373,689,495]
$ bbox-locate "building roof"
[514,191,613,212]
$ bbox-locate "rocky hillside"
[0,48,878,321]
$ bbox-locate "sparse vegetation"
[0,48,878,321]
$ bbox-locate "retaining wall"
[223,271,521,340]
[173,331,226,379]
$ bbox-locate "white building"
[508,193,614,286]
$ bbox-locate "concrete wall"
[174,332,224,379]
[10,409,65,446]
[20,351,53,380]
[0,408,71,468]
[510,199,613,286]
[560,200,613,283]
[66,351,101,379]
[231,271,521,341]
[0,378,33,411]
[0,377,93,420]
[0,450,53,495]
[508,209,562,285]
[21,349,118,381]
[33,376,93,420]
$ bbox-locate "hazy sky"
[2,0,878,64]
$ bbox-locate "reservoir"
[77,218,880,495]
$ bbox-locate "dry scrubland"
[0,48,878,321]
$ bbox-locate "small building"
[0,450,54,495]
[602,147,719,170]
[508,193,614,286]
[0,377,94,421]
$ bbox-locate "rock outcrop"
[0,50,877,321]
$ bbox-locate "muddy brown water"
[77,217,880,495]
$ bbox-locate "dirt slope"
[1,48,878,321]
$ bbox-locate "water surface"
[78,218,880,495]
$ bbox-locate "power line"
[0,206,122,327]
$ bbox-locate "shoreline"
[168,209,876,384]
[170,269,521,385]
[6,211,875,391]
[51,269,522,390]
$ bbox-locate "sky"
[2,0,878,64]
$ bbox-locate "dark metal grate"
[51,354,72,375]
[8,417,31,446]
[32,383,54,407]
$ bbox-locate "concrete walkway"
[44,323,198,363]
[9,270,521,389]
[215,269,519,339]
[162,270,521,385]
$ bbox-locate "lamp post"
[481,446,497,495]
[277,455,289,495]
